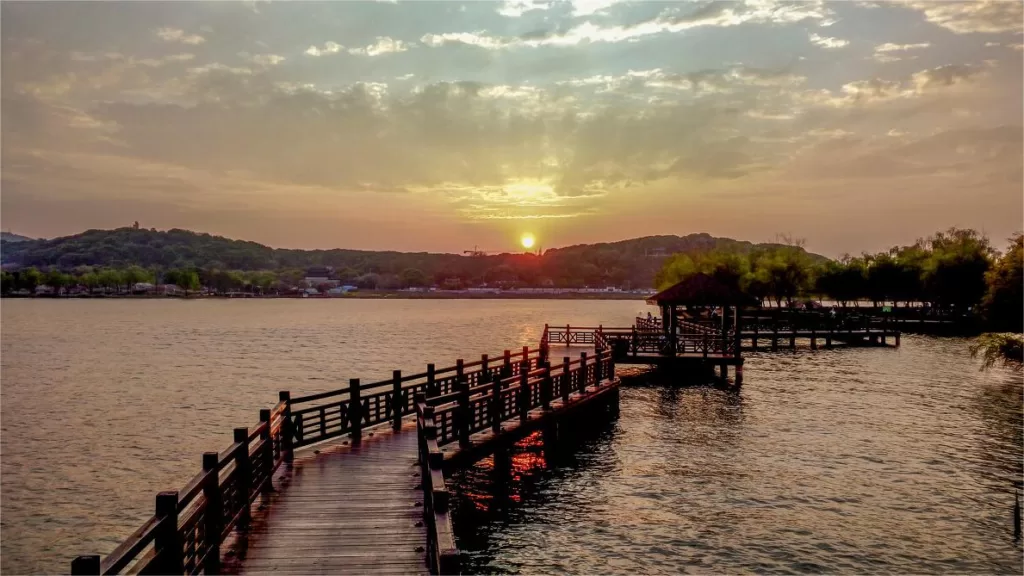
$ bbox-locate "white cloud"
[901,0,1023,34]
[349,37,409,56]
[809,33,849,49]
[875,42,930,52]
[497,0,552,18]
[421,32,511,50]
[304,41,344,56]
[155,27,205,45]
[570,0,623,17]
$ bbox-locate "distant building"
[304,266,339,288]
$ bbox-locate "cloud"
[421,31,510,50]
[425,0,834,50]
[155,27,205,45]
[304,41,344,56]
[348,37,409,56]
[809,32,849,49]
[875,42,930,52]
[901,0,1023,34]
[497,0,552,18]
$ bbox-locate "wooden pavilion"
[645,273,756,357]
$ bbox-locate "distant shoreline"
[1,291,649,301]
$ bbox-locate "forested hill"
[0,227,824,288]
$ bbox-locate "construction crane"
[462,245,493,257]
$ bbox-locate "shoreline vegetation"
[1,226,1020,333]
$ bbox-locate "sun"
[520,233,535,249]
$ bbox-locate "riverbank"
[1,291,649,301]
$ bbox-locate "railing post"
[233,427,251,528]
[481,354,490,385]
[502,350,512,378]
[455,359,464,391]
[491,373,503,433]
[565,324,571,347]
[349,378,362,442]
[202,451,222,573]
[426,363,436,396]
[539,329,549,364]
[595,347,603,382]
[562,356,571,403]
[519,360,531,422]
[456,379,471,448]
[154,491,182,574]
[392,369,403,431]
[522,346,530,369]
[71,556,100,575]
[259,409,273,493]
[540,361,552,410]
[279,391,293,463]
[579,351,588,391]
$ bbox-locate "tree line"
[655,228,1022,332]
[0,227,821,291]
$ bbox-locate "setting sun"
[520,234,535,249]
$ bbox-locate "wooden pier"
[71,275,900,576]
[72,346,618,576]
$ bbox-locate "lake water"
[1,299,1021,574]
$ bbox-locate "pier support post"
[502,350,512,378]
[811,326,817,350]
[540,361,552,410]
[736,364,744,386]
[154,491,182,574]
[392,369,403,431]
[772,322,778,352]
[279,391,293,463]
[349,378,362,442]
[579,351,588,393]
[491,374,503,433]
[259,409,273,493]
[519,360,531,422]
[71,556,100,575]
[752,318,758,350]
[562,357,571,403]
[233,427,252,528]
[895,331,901,347]
[456,380,471,448]
[202,451,222,573]
[720,364,728,382]
[426,363,436,396]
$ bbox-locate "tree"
[1,271,14,294]
[981,233,1023,332]
[922,228,992,310]
[45,268,71,295]
[173,269,200,296]
[970,333,1023,372]
[19,267,43,293]
[401,268,428,288]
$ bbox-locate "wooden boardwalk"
[221,421,427,575]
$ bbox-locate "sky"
[1,0,1022,257]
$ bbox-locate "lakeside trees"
[654,228,1022,330]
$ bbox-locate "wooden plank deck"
[221,420,428,575]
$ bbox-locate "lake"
[1,299,1021,574]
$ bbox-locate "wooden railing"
[287,347,541,449]
[635,316,661,332]
[425,349,614,448]
[415,399,458,575]
[543,324,634,347]
[72,348,544,575]
[72,402,289,575]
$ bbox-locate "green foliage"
[656,244,811,306]
[970,333,1024,371]
[981,234,1023,332]
[0,227,824,290]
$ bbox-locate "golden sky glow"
[1,1,1021,256]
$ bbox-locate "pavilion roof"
[646,273,756,307]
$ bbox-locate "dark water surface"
[1,300,1021,574]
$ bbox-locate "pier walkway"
[72,346,619,576]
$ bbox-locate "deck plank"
[221,420,429,576]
